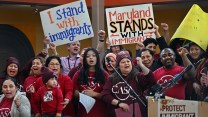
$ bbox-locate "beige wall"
[0,3,207,57]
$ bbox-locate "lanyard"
[67,57,78,70]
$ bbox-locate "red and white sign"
[106,3,155,46]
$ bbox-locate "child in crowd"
[34,67,63,117]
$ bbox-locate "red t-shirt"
[33,74,73,116]
[73,71,109,117]
[0,97,13,117]
[153,65,186,99]
[34,86,63,114]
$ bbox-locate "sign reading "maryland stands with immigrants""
[105,3,155,46]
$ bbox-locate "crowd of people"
[0,23,207,117]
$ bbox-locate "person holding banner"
[51,41,81,75]
[187,42,205,66]
[101,51,154,117]
[50,30,106,76]
[153,47,196,100]
[72,48,109,117]
[184,42,205,100]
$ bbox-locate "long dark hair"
[79,48,105,85]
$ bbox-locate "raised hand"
[161,23,169,31]
[136,42,144,50]
[154,24,161,38]
[136,57,143,66]
[177,47,188,57]
[98,30,106,42]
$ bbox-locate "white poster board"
[106,3,155,46]
[40,0,94,46]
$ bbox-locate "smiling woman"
[0,77,31,117]
[101,51,154,117]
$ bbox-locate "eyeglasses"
[49,63,60,66]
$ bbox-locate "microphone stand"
[107,60,146,117]
[154,65,193,100]
[154,76,179,100]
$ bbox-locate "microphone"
[106,57,111,64]
[147,84,162,96]
[171,64,193,84]
[153,65,193,100]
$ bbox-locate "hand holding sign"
[154,24,161,38]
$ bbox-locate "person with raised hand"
[101,51,154,117]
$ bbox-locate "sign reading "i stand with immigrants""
[40,0,94,46]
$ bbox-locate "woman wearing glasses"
[33,56,73,117]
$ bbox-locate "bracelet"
[116,101,121,107]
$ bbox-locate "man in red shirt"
[153,48,195,99]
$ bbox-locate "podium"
[148,97,208,117]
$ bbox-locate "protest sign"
[40,0,94,46]
[171,4,208,51]
[106,3,155,46]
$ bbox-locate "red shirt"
[153,65,186,99]
[23,75,41,113]
[34,86,63,114]
[23,75,40,94]
[73,71,109,117]
[0,97,13,117]
[33,74,73,116]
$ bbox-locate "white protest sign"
[106,3,155,46]
[158,99,198,117]
[40,0,94,46]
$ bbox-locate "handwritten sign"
[171,4,208,51]
[106,3,155,46]
[158,99,198,117]
[40,0,94,46]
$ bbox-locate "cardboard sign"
[158,99,198,117]
[106,3,155,46]
[171,4,208,51]
[40,0,94,46]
